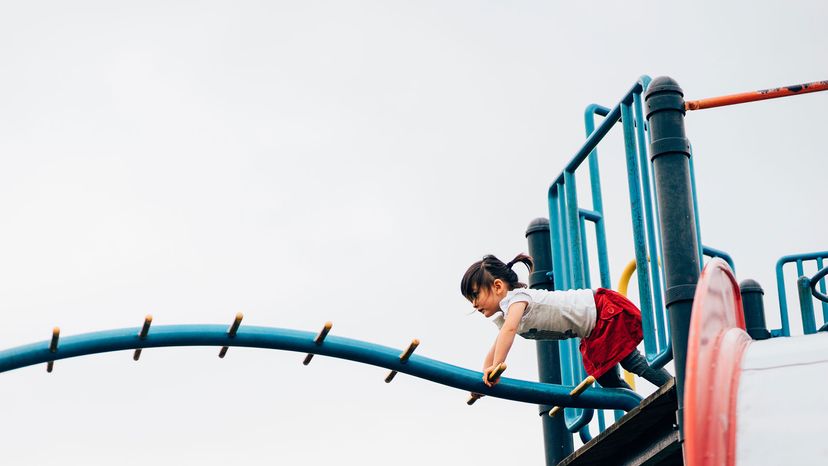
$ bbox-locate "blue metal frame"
[703,245,736,271]
[774,251,828,336]
[550,79,649,430]
[0,324,642,410]
[810,266,828,304]
[545,77,739,441]
[547,77,663,437]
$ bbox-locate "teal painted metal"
[583,104,613,290]
[689,153,705,268]
[621,101,658,361]
[547,183,593,434]
[546,77,666,438]
[565,169,585,290]
[811,264,828,305]
[579,213,592,288]
[632,88,668,353]
[579,427,592,443]
[797,277,818,335]
[543,76,736,438]
[0,324,643,410]
[773,251,828,336]
[703,245,736,272]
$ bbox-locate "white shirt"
[493,288,597,340]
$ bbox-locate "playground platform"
[560,379,680,466]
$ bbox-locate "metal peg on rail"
[133,315,153,361]
[302,322,332,365]
[384,339,419,383]
[466,362,507,405]
[548,375,596,417]
[218,312,243,358]
[46,327,60,373]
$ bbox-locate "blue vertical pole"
[632,90,668,352]
[526,218,573,465]
[644,77,700,440]
[621,102,657,359]
[775,262,792,337]
[817,258,828,322]
[797,276,817,335]
[584,105,613,289]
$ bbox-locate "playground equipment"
[547,376,595,418]
[684,259,828,466]
[525,76,827,465]
[466,362,507,405]
[684,80,828,111]
[301,320,332,365]
[0,318,641,412]
[2,76,826,465]
[384,339,419,383]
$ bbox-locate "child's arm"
[483,301,528,387]
[470,342,498,398]
[483,340,496,370]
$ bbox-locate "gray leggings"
[596,349,672,389]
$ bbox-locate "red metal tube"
[685,80,828,111]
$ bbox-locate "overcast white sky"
[1,1,826,465]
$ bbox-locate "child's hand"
[482,364,500,387]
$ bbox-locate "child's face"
[470,280,506,318]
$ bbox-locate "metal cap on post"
[645,77,700,442]
[740,279,771,340]
[526,218,573,465]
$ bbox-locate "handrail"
[549,79,646,188]
[774,251,828,336]
[547,76,658,436]
[685,80,828,111]
[0,323,642,411]
[810,266,828,303]
[702,245,736,272]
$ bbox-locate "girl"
[461,253,671,390]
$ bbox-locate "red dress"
[579,288,644,378]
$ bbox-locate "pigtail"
[503,253,533,289]
[505,253,534,273]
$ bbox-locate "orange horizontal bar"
[685,80,828,111]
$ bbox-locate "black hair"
[460,253,534,301]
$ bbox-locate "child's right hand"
[482,364,500,387]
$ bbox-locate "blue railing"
[0,324,643,410]
[548,77,665,438]
[546,77,733,439]
[774,251,828,336]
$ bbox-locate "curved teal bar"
[0,324,641,411]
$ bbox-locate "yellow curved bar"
[616,256,664,391]
[618,259,638,297]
